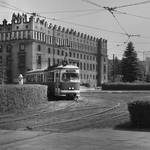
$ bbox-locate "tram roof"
[26,68,46,74]
[56,64,79,69]
[26,64,79,74]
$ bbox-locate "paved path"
[1,128,150,150]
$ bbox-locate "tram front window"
[62,73,79,81]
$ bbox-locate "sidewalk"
[1,128,150,150]
[80,86,100,92]
[80,86,150,93]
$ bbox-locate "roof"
[56,64,79,69]
[26,64,79,74]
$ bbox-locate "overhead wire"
[114,10,150,21]
[113,0,150,9]
[38,9,101,14]
[109,11,128,35]
[82,0,150,46]
[82,0,130,43]
[59,9,104,20]
[0,1,27,13]
[1,0,150,48]
[42,15,126,35]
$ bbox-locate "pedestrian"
[18,74,23,85]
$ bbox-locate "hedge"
[102,83,150,90]
[128,101,150,128]
[0,84,47,113]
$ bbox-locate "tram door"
[55,71,60,96]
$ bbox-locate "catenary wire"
[1,0,150,47]
[114,10,150,21]
[59,9,105,20]
[82,0,129,36]
[38,9,101,14]
[114,0,150,9]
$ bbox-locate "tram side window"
[47,71,54,82]
[55,72,60,82]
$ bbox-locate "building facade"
[0,13,108,86]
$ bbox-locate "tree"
[108,56,122,82]
[121,42,140,82]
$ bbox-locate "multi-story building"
[0,13,108,86]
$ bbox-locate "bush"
[128,101,150,128]
[102,83,150,90]
[0,84,47,113]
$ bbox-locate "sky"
[1,0,150,60]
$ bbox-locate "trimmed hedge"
[102,83,150,90]
[128,101,150,128]
[0,84,47,113]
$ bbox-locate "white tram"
[26,64,80,100]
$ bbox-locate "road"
[1,91,150,149]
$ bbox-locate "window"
[87,63,89,70]
[90,64,92,71]
[69,52,72,57]
[20,44,25,51]
[93,56,95,61]
[37,55,41,68]
[80,54,82,59]
[6,55,11,66]
[7,45,11,53]
[80,62,82,70]
[61,50,64,56]
[93,75,95,79]
[104,65,106,74]
[18,54,25,68]
[26,25,28,29]
[93,64,95,71]
[37,45,41,51]
[57,49,60,55]
[104,75,106,80]
[62,73,79,81]
[48,58,50,67]
[87,55,89,60]
[65,52,67,57]
[84,55,86,59]
[48,48,50,54]
[90,56,92,60]
[77,53,79,58]
[16,26,19,30]
[73,53,75,58]
[0,56,2,64]
[84,63,86,70]
[104,57,106,62]
[0,45,2,53]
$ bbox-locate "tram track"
[0,98,102,126]
[0,97,128,132]
[0,100,78,124]
[0,104,110,130]
[29,103,122,131]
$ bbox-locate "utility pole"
[52,27,55,66]
[113,54,115,82]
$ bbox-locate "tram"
[26,64,80,100]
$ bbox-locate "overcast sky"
[1,0,150,60]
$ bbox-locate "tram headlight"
[72,87,74,90]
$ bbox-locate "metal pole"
[53,28,55,66]
[113,54,115,82]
